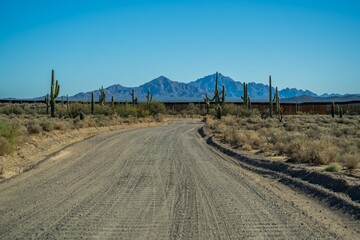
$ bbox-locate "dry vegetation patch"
[0,102,169,179]
[205,114,360,172]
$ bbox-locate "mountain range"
[67,73,359,103]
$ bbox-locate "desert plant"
[0,104,25,115]
[45,94,50,115]
[325,163,341,172]
[111,96,115,108]
[0,120,18,156]
[27,121,42,134]
[331,102,335,118]
[146,88,152,105]
[130,89,138,106]
[204,93,211,115]
[269,75,273,118]
[342,154,359,170]
[40,120,54,132]
[241,82,251,111]
[66,95,69,108]
[49,69,60,118]
[99,86,106,105]
[91,92,95,115]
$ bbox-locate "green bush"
[146,102,166,115]
[0,104,25,115]
[0,120,18,156]
[186,103,200,115]
[325,163,341,172]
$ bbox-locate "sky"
[0,0,359,98]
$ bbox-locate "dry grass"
[0,101,166,158]
[206,114,360,169]
[0,120,18,156]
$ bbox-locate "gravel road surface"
[0,119,359,239]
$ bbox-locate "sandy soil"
[0,119,359,239]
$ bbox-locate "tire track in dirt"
[0,120,359,239]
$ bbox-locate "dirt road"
[0,119,359,239]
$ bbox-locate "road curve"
[0,119,359,239]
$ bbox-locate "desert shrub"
[207,114,360,168]
[53,121,68,130]
[223,104,242,116]
[0,104,25,115]
[0,120,18,156]
[325,163,341,172]
[93,104,114,116]
[136,104,151,118]
[27,121,42,134]
[67,103,90,118]
[40,120,54,132]
[185,103,200,115]
[341,153,359,170]
[154,114,164,122]
[147,102,166,115]
[0,137,14,156]
[117,105,138,118]
[286,139,338,165]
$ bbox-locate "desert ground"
[0,119,359,239]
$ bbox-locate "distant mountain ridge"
[15,73,360,103]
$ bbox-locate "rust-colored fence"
[163,101,360,115]
[1,100,359,115]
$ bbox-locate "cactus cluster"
[212,72,226,104]
[331,102,344,118]
[241,82,251,111]
[203,72,226,118]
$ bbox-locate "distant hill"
[5,73,359,103]
[281,94,360,103]
[69,73,327,102]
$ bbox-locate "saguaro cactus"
[241,82,251,111]
[99,86,106,105]
[339,107,343,118]
[130,89,138,106]
[269,75,273,118]
[212,72,226,119]
[146,88,152,105]
[221,85,226,103]
[66,95,69,108]
[50,69,60,117]
[274,87,280,114]
[202,72,226,119]
[45,94,50,115]
[91,92,95,115]
[212,72,225,104]
[111,96,114,108]
[331,102,335,118]
[204,93,210,115]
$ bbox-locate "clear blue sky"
[0,0,359,98]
